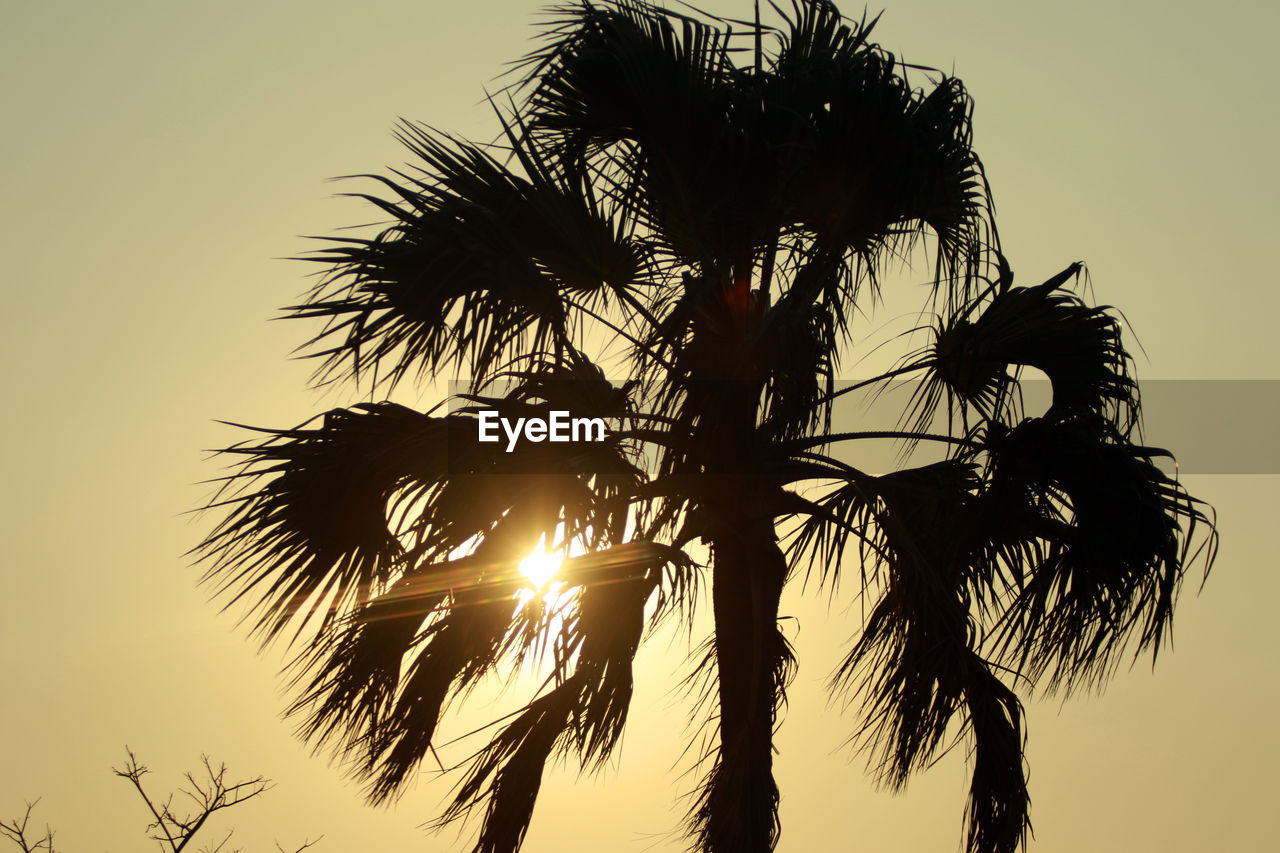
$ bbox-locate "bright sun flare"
[518,546,563,589]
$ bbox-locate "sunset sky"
[2,1,1277,851]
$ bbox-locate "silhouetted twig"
[0,801,58,853]
[2,750,321,853]
[113,747,273,853]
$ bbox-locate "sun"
[514,541,572,621]
[518,544,563,589]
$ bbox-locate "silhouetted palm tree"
[196,3,1216,852]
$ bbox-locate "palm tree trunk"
[681,274,791,852]
[703,515,787,853]
[691,362,788,852]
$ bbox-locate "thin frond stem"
[563,296,678,372]
[815,361,935,406]
[784,429,980,453]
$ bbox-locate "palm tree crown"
[196,3,1216,852]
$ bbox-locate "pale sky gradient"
[2,1,1277,851]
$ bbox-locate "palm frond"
[430,539,695,849]
[915,262,1139,437]
[436,674,581,853]
[822,461,1031,852]
[521,0,767,266]
[767,1,992,297]
[830,462,979,782]
[784,461,881,590]
[292,123,638,389]
[961,667,1030,853]
[979,415,1217,692]
[194,403,447,643]
[364,592,521,805]
[559,540,694,764]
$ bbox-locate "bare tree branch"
[111,747,273,853]
[0,801,58,853]
[3,750,317,853]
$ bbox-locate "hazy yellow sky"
[2,1,1277,850]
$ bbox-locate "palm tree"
[196,2,1217,852]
